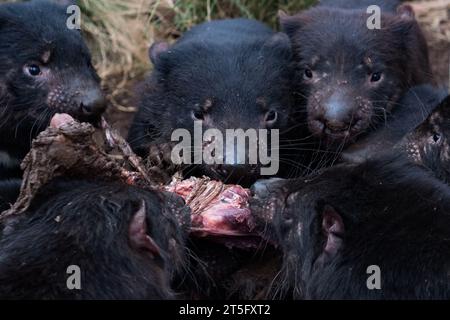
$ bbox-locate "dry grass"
[77,0,317,106]
[79,0,162,109]
[171,0,316,33]
[410,0,450,89]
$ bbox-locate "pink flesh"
[50,113,76,129]
[50,114,257,240]
[166,178,256,238]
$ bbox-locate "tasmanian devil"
[128,18,307,187]
[127,19,299,299]
[342,86,450,185]
[0,179,190,300]
[0,0,106,173]
[251,154,450,299]
[280,0,433,150]
[399,94,450,184]
[0,0,106,211]
[341,85,448,163]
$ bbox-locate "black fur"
[0,0,106,163]
[399,95,450,184]
[128,19,305,185]
[342,85,448,163]
[0,179,190,300]
[253,155,450,299]
[0,0,107,213]
[280,1,432,147]
[0,179,20,213]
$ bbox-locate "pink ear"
[322,205,345,257]
[129,201,161,259]
[397,4,416,20]
[149,42,170,65]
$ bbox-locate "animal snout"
[311,113,351,136]
[323,98,351,127]
[309,94,355,136]
[78,88,107,117]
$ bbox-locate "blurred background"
[1,0,449,135]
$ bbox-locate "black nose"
[79,89,107,116]
[321,101,351,133]
[321,92,353,123]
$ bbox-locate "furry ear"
[385,3,418,33]
[397,4,416,20]
[383,13,416,46]
[321,205,345,258]
[148,41,170,66]
[278,10,304,38]
[129,201,162,260]
[263,32,292,58]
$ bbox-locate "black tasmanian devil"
[0,179,190,299]
[251,154,450,299]
[280,0,433,154]
[128,18,309,187]
[398,94,450,184]
[0,0,106,211]
[128,18,304,299]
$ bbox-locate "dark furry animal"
[128,19,299,299]
[252,155,450,299]
[0,0,106,168]
[342,85,448,163]
[280,1,432,148]
[342,86,450,185]
[0,179,190,300]
[0,179,20,213]
[0,0,106,212]
[128,19,302,186]
[399,94,450,184]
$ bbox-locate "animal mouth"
[204,164,260,187]
[73,106,103,126]
[309,119,367,143]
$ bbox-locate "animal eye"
[265,110,278,124]
[370,72,382,82]
[25,64,42,77]
[192,110,205,121]
[432,133,441,143]
[304,68,313,79]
